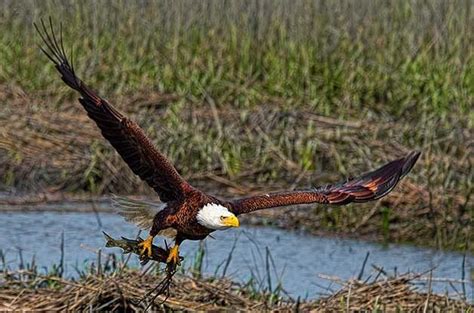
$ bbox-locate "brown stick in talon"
[102,232,183,266]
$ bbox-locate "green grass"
[0,0,472,117]
[0,1,472,251]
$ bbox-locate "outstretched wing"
[35,19,193,202]
[230,151,420,215]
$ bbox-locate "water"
[0,211,472,301]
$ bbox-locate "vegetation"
[0,1,472,251]
[0,245,305,311]
[1,242,472,311]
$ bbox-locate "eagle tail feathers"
[111,194,166,230]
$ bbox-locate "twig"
[423,269,432,313]
[357,251,370,280]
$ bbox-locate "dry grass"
[0,233,471,311]
[1,269,471,311]
[315,273,473,312]
[0,269,299,311]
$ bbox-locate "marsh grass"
[0,244,472,311]
[0,1,472,250]
[1,1,472,114]
[0,240,298,310]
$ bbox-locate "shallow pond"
[0,211,472,301]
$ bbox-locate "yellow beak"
[222,215,240,227]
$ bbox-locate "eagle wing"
[230,151,420,215]
[35,20,193,202]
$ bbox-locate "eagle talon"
[166,245,180,266]
[138,236,154,258]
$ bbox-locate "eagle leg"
[138,235,154,257]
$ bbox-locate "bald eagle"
[36,21,420,267]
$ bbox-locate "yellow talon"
[166,245,180,265]
[138,235,154,257]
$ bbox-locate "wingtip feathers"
[327,150,421,204]
[401,151,421,178]
[362,150,420,201]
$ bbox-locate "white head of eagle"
[196,203,240,230]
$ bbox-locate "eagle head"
[196,203,240,230]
